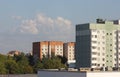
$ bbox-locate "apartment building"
[63,42,75,61]
[33,41,63,60]
[63,42,75,68]
[76,19,120,71]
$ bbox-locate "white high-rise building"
[76,19,120,71]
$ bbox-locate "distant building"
[76,19,120,71]
[8,50,21,56]
[63,42,76,68]
[33,41,63,60]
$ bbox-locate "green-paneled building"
[76,19,120,71]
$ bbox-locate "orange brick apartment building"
[33,41,64,60]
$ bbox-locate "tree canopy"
[0,53,67,74]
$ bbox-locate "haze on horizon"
[0,0,120,54]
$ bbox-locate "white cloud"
[18,13,74,41]
[20,20,38,34]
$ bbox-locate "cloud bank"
[18,13,74,41]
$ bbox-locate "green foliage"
[0,62,7,74]
[5,60,20,74]
[33,61,43,73]
[43,57,66,69]
[57,55,67,64]
[24,65,33,74]
[0,53,67,74]
[0,54,7,63]
[13,53,33,74]
[0,54,7,74]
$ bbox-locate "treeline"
[0,53,67,74]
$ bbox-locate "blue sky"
[0,0,120,54]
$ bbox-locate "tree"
[43,57,66,69]
[57,55,67,64]
[27,55,35,66]
[34,61,43,73]
[24,65,33,74]
[0,62,7,74]
[5,60,20,74]
[13,52,33,74]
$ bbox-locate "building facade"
[63,42,76,68]
[63,42,75,61]
[33,41,63,60]
[76,19,120,71]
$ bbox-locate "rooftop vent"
[96,19,105,24]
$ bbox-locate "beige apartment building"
[63,42,75,61]
[33,41,63,60]
[63,42,76,68]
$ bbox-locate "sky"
[0,0,120,54]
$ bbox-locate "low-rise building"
[7,50,21,56]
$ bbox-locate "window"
[92,52,97,55]
[69,55,71,57]
[92,58,97,60]
[103,64,105,66]
[102,58,105,61]
[95,35,97,38]
[110,33,112,35]
[91,35,94,38]
[102,53,105,56]
[92,63,97,66]
[98,64,100,66]
[102,36,105,39]
[92,46,96,49]
[98,53,100,56]
[119,58,120,60]
[92,41,97,43]
[102,47,105,50]
[106,55,108,57]
[98,47,100,50]
[98,42,100,44]
[102,42,105,44]
[97,31,100,33]
[110,55,112,57]
[69,52,71,54]
[106,33,109,35]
